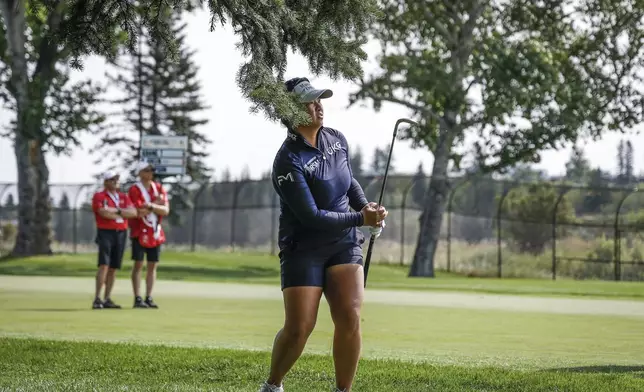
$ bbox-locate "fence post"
[72,184,90,254]
[496,184,515,278]
[0,184,9,202]
[551,187,571,280]
[190,183,209,252]
[399,178,417,266]
[614,188,637,281]
[230,181,248,252]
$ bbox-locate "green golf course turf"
[1,252,644,391]
[1,338,643,392]
[1,251,644,299]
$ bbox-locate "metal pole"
[399,178,416,265]
[551,188,571,280]
[614,188,637,281]
[496,184,515,278]
[190,183,208,251]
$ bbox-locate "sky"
[1,8,643,187]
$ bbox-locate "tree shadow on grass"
[547,365,644,377]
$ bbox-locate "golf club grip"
[363,236,376,287]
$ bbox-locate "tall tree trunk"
[408,127,453,277]
[33,141,52,254]
[2,0,38,257]
[11,134,37,256]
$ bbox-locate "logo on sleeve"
[277,172,294,186]
[325,141,342,157]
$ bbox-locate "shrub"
[501,184,575,255]
[1,222,17,244]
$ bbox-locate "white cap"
[292,80,333,103]
[135,160,154,173]
[102,170,119,181]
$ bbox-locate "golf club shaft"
[363,118,418,287]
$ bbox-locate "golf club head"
[393,118,419,137]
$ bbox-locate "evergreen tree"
[617,140,625,184]
[565,144,591,183]
[221,167,232,182]
[411,163,426,207]
[240,165,251,181]
[625,140,634,185]
[350,145,365,178]
[0,194,15,222]
[4,194,14,209]
[583,168,612,214]
[371,144,395,176]
[92,10,211,226]
[54,192,71,244]
[260,170,271,180]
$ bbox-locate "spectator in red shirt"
[128,161,170,309]
[91,171,137,309]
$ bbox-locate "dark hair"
[281,77,310,130]
[284,77,309,93]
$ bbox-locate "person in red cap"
[128,161,170,309]
[91,171,137,309]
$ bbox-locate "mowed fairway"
[1,252,644,391]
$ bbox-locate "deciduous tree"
[350,0,644,276]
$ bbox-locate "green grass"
[2,338,643,392]
[2,288,644,368]
[2,278,644,391]
[1,250,644,300]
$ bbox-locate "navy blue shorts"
[131,238,161,262]
[279,232,366,290]
[96,229,127,269]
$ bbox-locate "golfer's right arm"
[274,160,364,230]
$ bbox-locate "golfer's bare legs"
[267,286,323,386]
[324,263,364,392]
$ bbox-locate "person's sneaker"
[92,298,103,309]
[102,298,121,309]
[258,382,283,392]
[145,296,158,309]
[133,296,149,308]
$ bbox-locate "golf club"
[363,118,418,288]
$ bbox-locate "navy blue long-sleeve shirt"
[272,127,369,252]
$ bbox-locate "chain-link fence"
[1,176,643,281]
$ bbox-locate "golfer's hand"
[366,202,388,226]
[361,203,388,227]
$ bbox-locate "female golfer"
[259,77,388,392]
